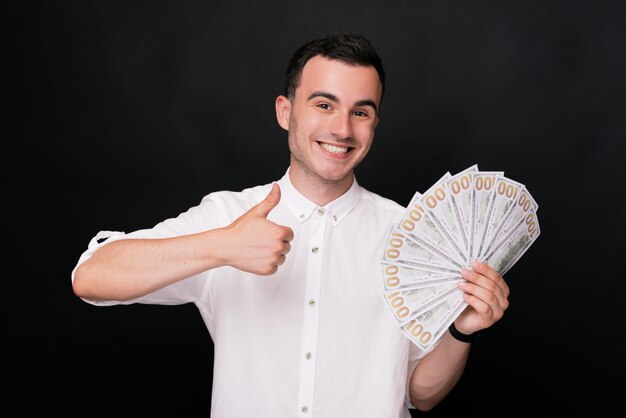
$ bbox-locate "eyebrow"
[307,91,378,113]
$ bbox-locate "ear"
[275,95,291,131]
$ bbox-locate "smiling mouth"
[319,142,352,155]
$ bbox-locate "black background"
[10,1,626,416]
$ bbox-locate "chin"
[317,170,353,184]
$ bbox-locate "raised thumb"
[253,183,281,218]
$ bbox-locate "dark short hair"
[283,32,386,103]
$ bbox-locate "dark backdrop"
[10,1,625,416]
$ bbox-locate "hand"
[220,183,294,275]
[454,261,510,335]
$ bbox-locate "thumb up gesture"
[220,183,294,275]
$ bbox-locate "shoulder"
[174,182,273,227]
[200,183,272,208]
[358,186,405,212]
[356,185,405,222]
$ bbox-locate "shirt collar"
[277,167,361,227]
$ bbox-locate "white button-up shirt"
[72,168,431,418]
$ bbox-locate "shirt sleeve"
[403,339,441,409]
[70,192,235,307]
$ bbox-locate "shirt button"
[317,208,325,215]
[333,215,337,221]
[301,406,308,413]
[308,299,316,306]
[305,352,312,360]
[311,247,319,254]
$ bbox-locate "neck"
[288,164,354,207]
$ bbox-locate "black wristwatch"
[448,322,481,344]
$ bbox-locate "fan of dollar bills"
[381,164,540,350]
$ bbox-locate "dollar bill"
[483,208,540,276]
[398,189,466,269]
[480,186,539,261]
[477,176,525,260]
[446,164,479,260]
[400,291,468,351]
[381,263,462,292]
[382,227,461,274]
[383,283,461,326]
[468,171,504,264]
[419,172,468,265]
[383,166,540,351]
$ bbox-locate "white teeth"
[320,143,348,154]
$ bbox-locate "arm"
[409,261,510,411]
[73,183,293,301]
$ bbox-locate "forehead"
[297,56,382,104]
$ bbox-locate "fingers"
[255,229,292,273]
[253,183,281,218]
[259,242,290,275]
[453,261,511,334]
[278,240,292,258]
[458,261,510,316]
[273,225,294,247]
[225,183,295,276]
[465,261,509,298]
[256,225,292,275]
[283,226,294,243]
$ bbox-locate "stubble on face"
[287,110,363,189]
[281,56,381,204]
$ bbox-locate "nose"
[329,112,353,140]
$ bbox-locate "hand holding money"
[455,261,510,335]
[382,165,539,349]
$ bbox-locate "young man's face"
[276,55,382,189]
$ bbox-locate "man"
[72,32,509,417]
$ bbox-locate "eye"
[317,103,332,110]
[353,110,369,118]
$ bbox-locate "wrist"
[202,228,231,269]
[448,322,481,344]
